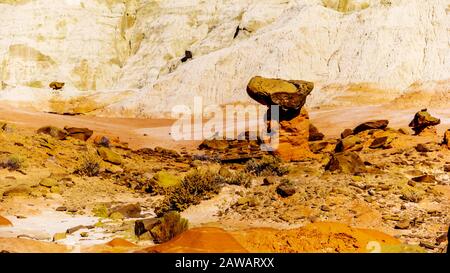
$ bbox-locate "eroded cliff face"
[0,0,448,117]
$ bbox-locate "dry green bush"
[245,156,288,177]
[150,211,189,244]
[74,152,101,177]
[155,169,222,215]
[0,154,25,171]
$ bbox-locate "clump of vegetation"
[74,152,101,177]
[156,169,223,215]
[245,156,288,177]
[150,211,189,244]
[0,154,25,171]
[219,169,252,188]
[154,167,255,215]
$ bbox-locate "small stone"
[409,109,441,135]
[340,129,353,139]
[369,137,389,149]
[309,124,325,141]
[412,175,436,183]
[49,81,65,90]
[109,212,124,220]
[237,197,250,206]
[80,232,89,238]
[53,233,67,241]
[320,205,331,212]
[66,225,85,234]
[276,180,296,198]
[398,128,410,135]
[395,220,410,230]
[56,207,67,212]
[37,126,67,140]
[2,184,31,197]
[50,186,61,194]
[263,176,277,186]
[335,135,362,152]
[97,147,122,165]
[353,120,389,134]
[325,152,366,174]
[64,127,93,141]
[39,178,57,188]
[444,165,450,172]
[134,218,161,236]
[443,129,450,149]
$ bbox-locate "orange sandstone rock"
[0,215,12,227]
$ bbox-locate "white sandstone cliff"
[0,0,448,117]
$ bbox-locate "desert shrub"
[219,169,252,188]
[245,156,288,177]
[155,169,223,215]
[150,211,189,244]
[0,154,25,171]
[75,152,101,177]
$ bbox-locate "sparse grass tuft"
[0,154,25,171]
[155,169,223,215]
[245,156,288,177]
[75,152,101,177]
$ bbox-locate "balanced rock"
[353,120,389,135]
[409,109,441,135]
[64,127,93,141]
[326,152,366,174]
[37,126,67,140]
[247,76,315,162]
[247,76,314,114]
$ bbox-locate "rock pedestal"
[247,76,315,162]
[274,108,316,161]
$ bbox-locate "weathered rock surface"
[274,108,316,161]
[309,124,325,141]
[409,109,441,135]
[443,129,450,149]
[326,152,366,174]
[37,126,67,140]
[353,120,389,135]
[97,147,122,165]
[247,76,314,114]
[64,127,93,141]
[0,1,447,117]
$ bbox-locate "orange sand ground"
[0,223,402,253]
